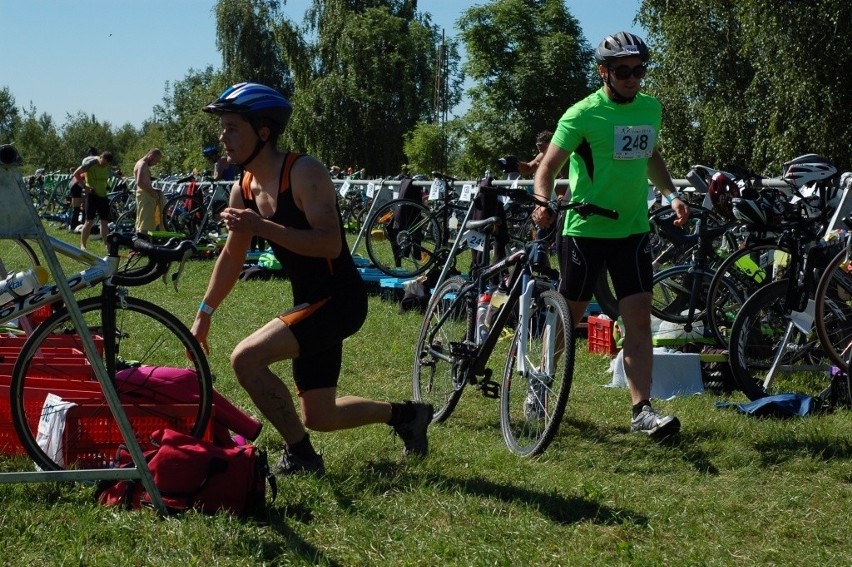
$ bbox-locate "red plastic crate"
[587,315,618,356]
[0,334,104,356]
[63,403,213,468]
[0,384,102,456]
[0,387,212,464]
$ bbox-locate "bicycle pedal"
[478,378,500,399]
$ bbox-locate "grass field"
[0,224,850,566]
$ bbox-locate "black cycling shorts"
[85,193,111,220]
[279,288,368,393]
[558,232,653,302]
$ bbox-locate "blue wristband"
[665,192,679,204]
[199,301,216,316]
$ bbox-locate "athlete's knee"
[230,342,261,378]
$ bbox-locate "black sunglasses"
[608,64,647,80]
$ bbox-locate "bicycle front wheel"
[413,276,473,422]
[500,289,574,457]
[728,280,830,401]
[0,238,40,279]
[11,296,213,470]
[814,247,852,371]
[364,199,442,278]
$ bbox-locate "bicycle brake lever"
[170,248,194,292]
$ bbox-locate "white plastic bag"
[35,393,77,468]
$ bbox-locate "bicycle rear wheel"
[728,280,830,401]
[11,296,213,470]
[501,289,574,457]
[364,199,442,278]
[413,276,473,422]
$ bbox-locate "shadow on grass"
[256,505,343,567]
[328,459,648,527]
[566,415,721,475]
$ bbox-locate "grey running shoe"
[393,402,434,457]
[275,449,325,476]
[523,379,547,420]
[630,405,681,438]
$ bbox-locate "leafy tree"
[638,0,852,174]
[152,67,229,175]
[456,0,594,177]
[0,86,20,145]
[214,0,293,95]
[14,105,63,174]
[282,1,461,176]
[402,120,462,176]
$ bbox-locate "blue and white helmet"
[203,82,293,130]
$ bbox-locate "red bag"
[97,428,276,517]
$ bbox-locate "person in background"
[133,148,165,235]
[74,150,114,250]
[533,32,689,438]
[192,82,433,475]
[203,144,237,182]
[67,165,86,232]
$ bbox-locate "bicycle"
[412,188,618,456]
[727,206,840,401]
[362,171,469,278]
[162,175,230,247]
[4,232,213,471]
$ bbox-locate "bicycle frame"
[0,237,111,325]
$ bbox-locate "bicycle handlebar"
[107,233,196,287]
[485,186,619,220]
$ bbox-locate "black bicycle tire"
[651,264,716,324]
[814,247,852,372]
[10,296,213,471]
[705,242,789,346]
[728,279,829,401]
[412,276,472,422]
[114,209,137,235]
[364,199,443,278]
[0,238,41,278]
[163,193,205,239]
[500,288,574,457]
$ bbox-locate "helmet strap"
[237,123,268,169]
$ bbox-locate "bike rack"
[0,145,167,515]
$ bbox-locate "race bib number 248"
[613,125,656,160]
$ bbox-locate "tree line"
[1,0,849,182]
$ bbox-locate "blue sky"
[1,0,641,129]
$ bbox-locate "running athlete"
[192,82,433,474]
[532,32,689,438]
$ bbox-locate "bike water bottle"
[0,266,49,305]
[476,291,492,345]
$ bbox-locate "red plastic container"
[587,315,618,356]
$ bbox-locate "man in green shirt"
[74,150,114,250]
[533,32,689,438]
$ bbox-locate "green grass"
[0,224,850,566]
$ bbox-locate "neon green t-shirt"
[552,88,662,238]
[84,162,111,197]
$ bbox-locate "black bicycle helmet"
[202,145,219,157]
[595,31,650,64]
[203,82,293,168]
